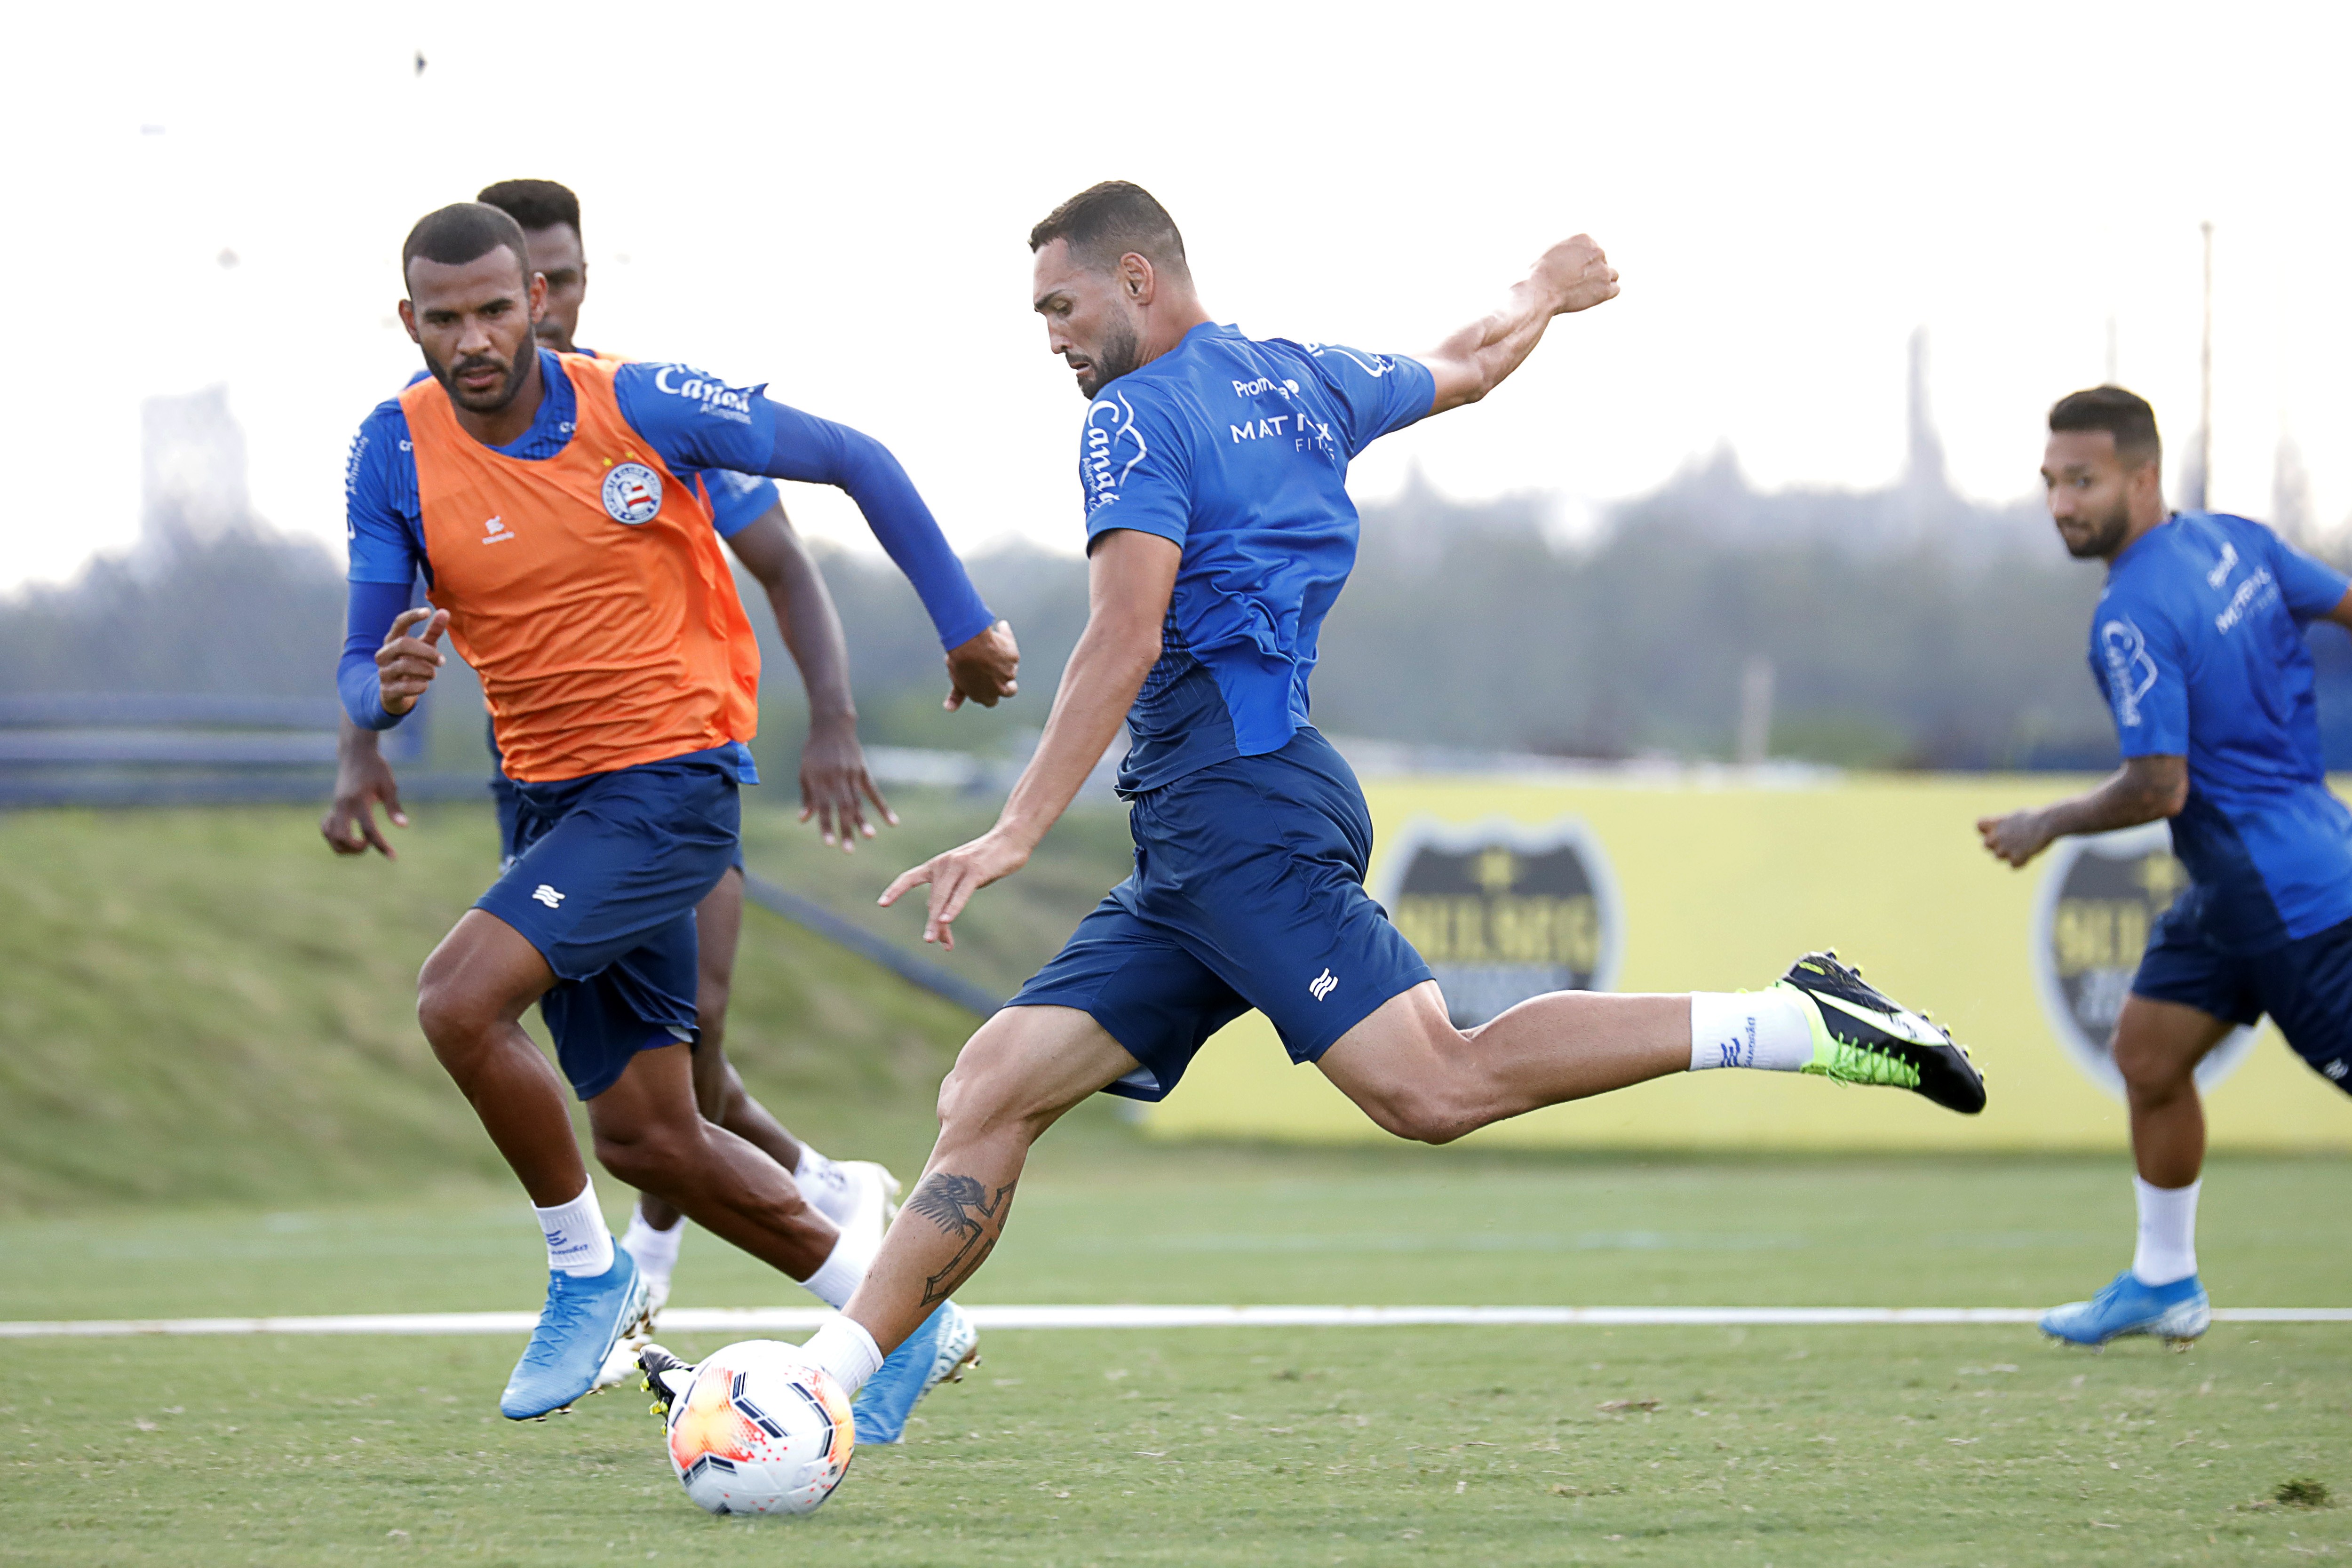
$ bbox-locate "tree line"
[9,462,2349,774]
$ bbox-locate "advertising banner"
[1134,772,2352,1151]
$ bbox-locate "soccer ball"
[659,1340,855,1516]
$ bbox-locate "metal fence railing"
[0,693,490,808]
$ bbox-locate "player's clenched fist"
[376,606,450,716]
[945,619,1021,712]
[1976,808,2053,868]
[1532,234,1620,317]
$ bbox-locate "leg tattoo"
[905,1172,1017,1306]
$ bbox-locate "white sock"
[800,1224,875,1310]
[533,1178,614,1278]
[801,1316,884,1397]
[2130,1175,2201,1286]
[1687,991,1813,1072]
[619,1207,685,1281]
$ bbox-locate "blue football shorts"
[489,718,741,874]
[1009,727,1433,1102]
[2132,896,2352,1093]
[475,747,742,1100]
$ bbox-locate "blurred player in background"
[322,180,977,1337]
[341,202,1015,1426]
[1979,387,2352,1347]
[719,182,1983,1427]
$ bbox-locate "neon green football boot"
[1773,950,1986,1114]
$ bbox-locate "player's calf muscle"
[904,1170,1019,1307]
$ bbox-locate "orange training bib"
[400,354,759,782]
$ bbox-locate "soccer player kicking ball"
[1979,387,2352,1349]
[324,178,933,1329]
[747,183,1982,1433]
[342,202,1016,1429]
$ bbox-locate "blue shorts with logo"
[2132,895,2352,1093]
[475,748,743,1101]
[1009,727,1432,1102]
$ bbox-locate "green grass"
[0,795,1132,1211]
[5,803,2350,1562]
[9,1324,2350,1568]
[3,1152,2349,1565]
[4,1151,2350,1321]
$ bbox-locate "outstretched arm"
[878,529,1180,947]
[724,504,895,851]
[612,365,1018,708]
[751,402,1020,708]
[1976,755,2189,868]
[1419,235,1620,415]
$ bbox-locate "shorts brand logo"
[1308,968,1338,1002]
[2327,1058,2348,1081]
[532,884,565,908]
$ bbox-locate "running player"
[699,183,1983,1426]
[322,178,939,1326]
[1978,386,2352,1348]
[343,201,1014,1425]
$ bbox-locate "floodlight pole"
[2194,220,2214,511]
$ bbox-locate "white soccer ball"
[660,1339,856,1516]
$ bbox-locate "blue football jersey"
[1077,322,1435,792]
[2090,511,2352,950]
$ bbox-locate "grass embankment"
[0,793,1135,1211]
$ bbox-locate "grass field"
[5,1152,2349,1566]
[3,804,2349,1563]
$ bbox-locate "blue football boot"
[2041,1269,2210,1349]
[849,1302,979,1444]
[500,1250,652,1419]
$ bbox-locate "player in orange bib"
[324,178,923,1349]
[338,202,1014,1424]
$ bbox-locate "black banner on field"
[2029,821,2255,1098]
[1372,816,1623,1028]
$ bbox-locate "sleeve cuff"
[1084,512,1189,550]
[935,600,997,652]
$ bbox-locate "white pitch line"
[0,1305,2346,1338]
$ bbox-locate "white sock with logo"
[1687,992,1813,1072]
[2130,1175,2201,1286]
[800,1316,885,1398]
[795,1142,838,1184]
[619,1205,685,1283]
[800,1223,875,1311]
[793,1143,858,1225]
[533,1178,614,1278]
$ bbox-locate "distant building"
[140,385,254,552]
[1604,328,2049,562]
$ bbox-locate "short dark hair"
[477,178,581,240]
[400,202,530,289]
[1029,181,1189,283]
[2049,385,2162,468]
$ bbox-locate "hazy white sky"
[5,0,2346,591]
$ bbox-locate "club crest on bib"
[602,462,663,525]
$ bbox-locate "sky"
[5,0,2348,592]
